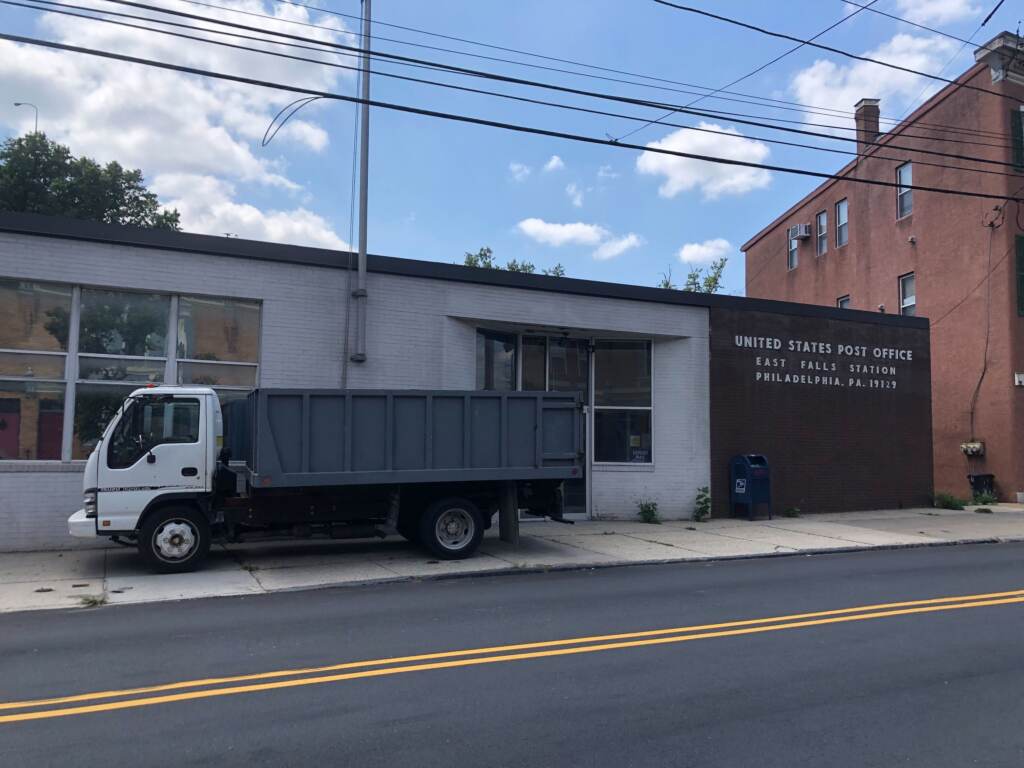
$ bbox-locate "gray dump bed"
[231,389,583,488]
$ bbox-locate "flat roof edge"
[0,211,927,329]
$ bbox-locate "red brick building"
[743,33,1024,502]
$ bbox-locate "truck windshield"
[107,396,201,469]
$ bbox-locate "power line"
[3,31,1021,206]
[58,0,1022,167]
[652,0,1019,104]
[616,0,878,142]
[838,1,977,45]
[12,0,1023,182]
[161,0,1015,142]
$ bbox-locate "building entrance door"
[521,335,589,518]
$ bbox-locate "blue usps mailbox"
[730,454,771,520]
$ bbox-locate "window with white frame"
[593,340,652,463]
[897,162,913,218]
[837,295,851,309]
[0,279,72,459]
[899,273,916,316]
[816,211,828,256]
[0,280,262,461]
[836,199,849,247]
[787,235,798,270]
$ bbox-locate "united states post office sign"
[732,333,915,391]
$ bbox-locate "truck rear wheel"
[138,506,211,574]
[419,498,483,560]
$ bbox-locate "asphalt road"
[2,542,1023,767]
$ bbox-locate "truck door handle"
[181,467,198,477]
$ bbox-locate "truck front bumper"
[68,509,97,539]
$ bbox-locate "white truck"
[69,386,582,573]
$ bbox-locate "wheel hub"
[435,508,473,551]
[154,521,197,561]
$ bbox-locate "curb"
[84,534,1024,610]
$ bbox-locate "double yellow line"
[3,587,1023,724]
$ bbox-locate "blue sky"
[0,0,1014,295]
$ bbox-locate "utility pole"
[350,0,371,364]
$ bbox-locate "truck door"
[97,395,207,531]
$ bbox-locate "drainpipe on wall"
[350,0,371,364]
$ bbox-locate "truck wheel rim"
[435,508,474,551]
[153,520,198,562]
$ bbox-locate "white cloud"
[593,233,643,261]
[597,165,619,179]
[516,218,608,247]
[509,162,532,182]
[565,182,584,208]
[894,0,980,24]
[153,174,348,250]
[543,155,565,172]
[635,123,771,200]
[0,1,353,187]
[0,1,360,249]
[678,238,732,264]
[789,34,958,131]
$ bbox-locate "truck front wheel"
[419,498,483,560]
[138,506,211,574]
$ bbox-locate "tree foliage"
[0,133,180,229]
[462,246,565,277]
[658,258,728,294]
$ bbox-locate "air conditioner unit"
[787,224,812,240]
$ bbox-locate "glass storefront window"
[594,341,651,407]
[549,338,589,400]
[177,361,258,388]
[521,336,547,391]
[476,330,517,391]
[0,279,72,352]
[177,296,260,363]
[594,410,652,464]
[594,340,652,463]
[78,356,166,383]
[0,381,65,460]
[0,352,66,379]
[79,289,169,357]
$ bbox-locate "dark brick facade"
[709,307,933,516]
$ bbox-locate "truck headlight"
[83,490,97,518]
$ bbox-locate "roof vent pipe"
[854,98,880,156]
[350,0,371,364]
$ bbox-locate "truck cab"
[69,386,223,570]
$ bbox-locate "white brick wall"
[0,232,711,550]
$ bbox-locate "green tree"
[658,258,728,294]
[0,132,180,229]
[462,246,565,277]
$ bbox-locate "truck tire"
[419,497,484,560]
[138,506,211,574]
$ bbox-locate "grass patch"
[782,507,801,518]
[79,594,107,608]
[693,487,711,523]
[637,497,660,524]
[933,492,967,510]
[971,491,999,506]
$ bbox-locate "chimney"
[854,98,880,155]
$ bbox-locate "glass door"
[521,336,589,518]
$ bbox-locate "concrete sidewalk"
[3,506,1024,613]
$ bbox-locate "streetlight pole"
[13,102,38,133]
